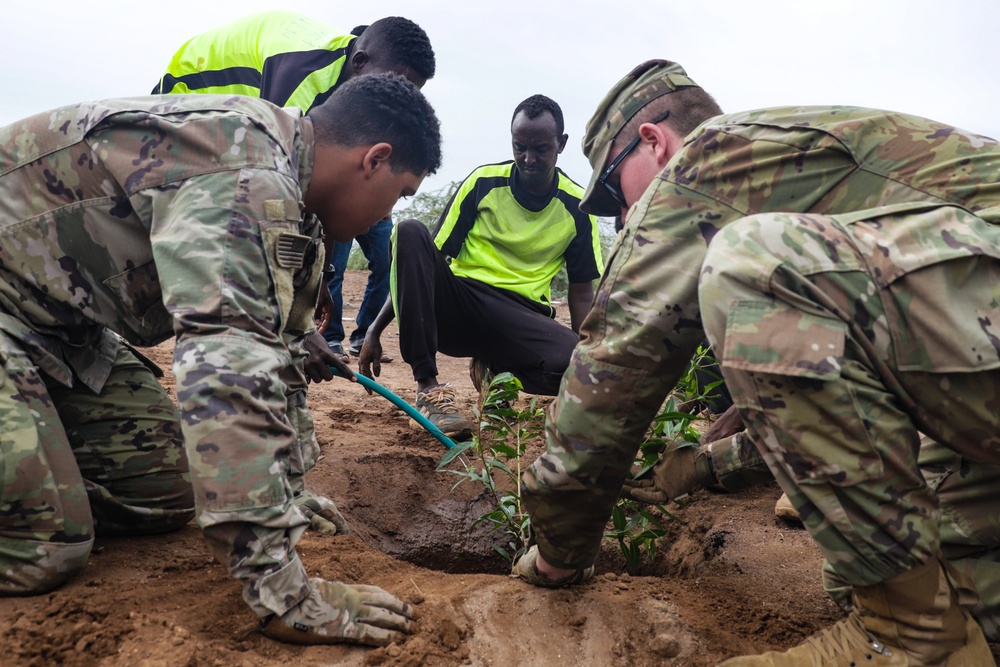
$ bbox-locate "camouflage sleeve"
[135,167,318,536]
[521,180,739,569]
[522,126,859,569]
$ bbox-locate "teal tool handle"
[330,366,456,450]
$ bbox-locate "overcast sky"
[3,0,998,197]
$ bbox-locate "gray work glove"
[261,578,414,646]
[511,545,594,588]
[620,441,713,504]
[293,490,350,536]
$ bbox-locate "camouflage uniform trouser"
[0,333,193,595]
[698,204,1000,627]
[706,431,1000,640]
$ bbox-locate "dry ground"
[3,270,996,666]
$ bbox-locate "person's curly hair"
[355,17,436,81]
[511,94,564,135]
[309,73,442,176]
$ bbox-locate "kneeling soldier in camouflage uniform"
[0,73,440,647]
[514,59,999,665]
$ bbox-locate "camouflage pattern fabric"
[0,95,327,617]
[700,202,1000,585]
[0,332,193,594]
[702,430,770,492]
[816,436,1000,641]
[522,106,1000,578]
[679,402,1000,640]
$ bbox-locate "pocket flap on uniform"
[721,300,845,380]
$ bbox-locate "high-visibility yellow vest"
[154,10,353,112]
[431,161,603,307]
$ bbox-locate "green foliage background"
[345,181,619,297]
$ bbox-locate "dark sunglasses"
[597,109,671,209]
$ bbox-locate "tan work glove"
[293,490,350,536]
[262,578,414,646]
[620,441,714,504]
[511,545,594,588]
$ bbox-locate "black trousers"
[393,219,579,396]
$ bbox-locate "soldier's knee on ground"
[84,476,194,537]
[0,538,94,596]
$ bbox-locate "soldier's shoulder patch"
[274,232,312,269]
[264,199,301,221]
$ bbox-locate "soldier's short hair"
[309,73,442,176]
[355,17,436,81]
[512,94,565,136]
[611,87,722,154]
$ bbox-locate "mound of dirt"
[3,270,996,666]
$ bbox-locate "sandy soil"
[3,270,997,666]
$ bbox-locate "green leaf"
[436,440,476,469]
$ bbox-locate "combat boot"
[773,492,801,523]
[719,559,995,666]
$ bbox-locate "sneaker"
[411,384,473,439]
[469,357,490,394]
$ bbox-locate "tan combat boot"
[719,559,995,666]
[773,492,801,523]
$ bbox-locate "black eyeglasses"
[597,109,671,209]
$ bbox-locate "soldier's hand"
[620,441,707,505]
[357,336,384,395]
[293,490,349,536]
[511,545,594,588]
[301,331,353,383]
[261,578,415,647]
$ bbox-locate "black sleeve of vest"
[556,190,601,283]
[430,181,464,238]
[260,47,346,107]
[435,176,507,258]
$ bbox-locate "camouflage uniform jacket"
[0,94,325,519]
[525,105,1000,569]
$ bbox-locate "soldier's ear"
[638,122,675,166]
[361,142,393,177]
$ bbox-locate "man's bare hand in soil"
[357,335,384,395]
